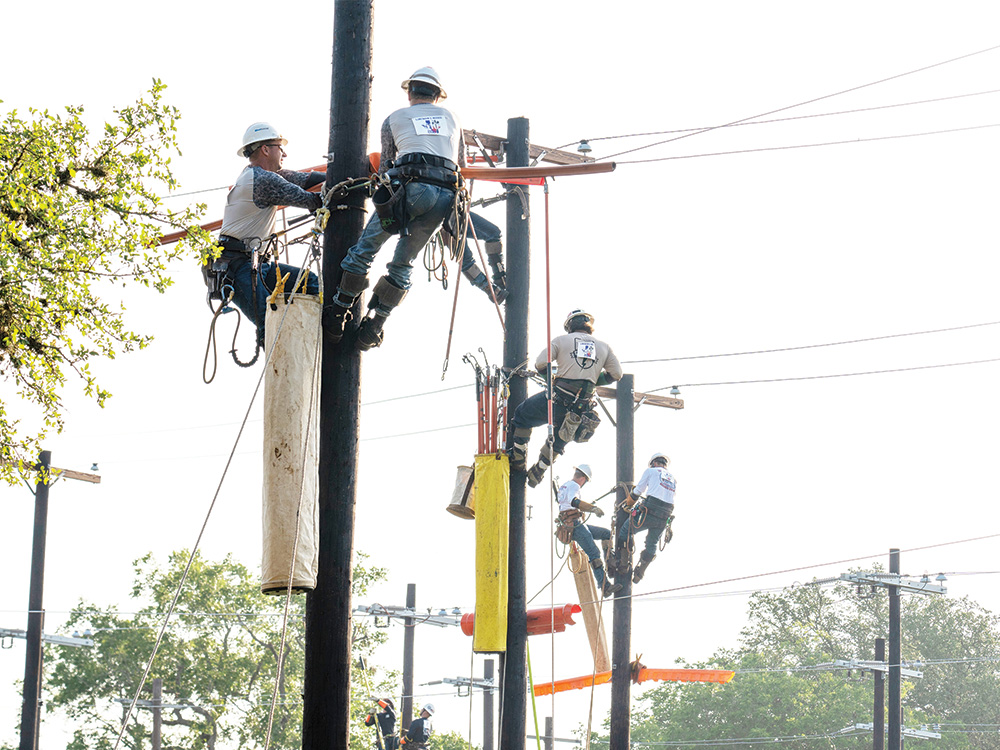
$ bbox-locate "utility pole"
[19,451,100,750]
[543,716,554,750]
[151,678,162,750]
[402,584,416,730]
[874,638,885,750]
[484,658,495,750]
[610,374,635,750]
[303,2,372,748]
[500,116,530,750]
[888,548,901,750]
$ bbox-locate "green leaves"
[0,83,210,483]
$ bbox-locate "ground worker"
[556,464,622,598]
[400,703,434,748]
[365,151,505,304]
[326,66,466,350]
[364,696,397,749]
[615,452,677,584]
[207,122,325,348]
[508,309,622,487]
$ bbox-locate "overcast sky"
[2,1,999,747]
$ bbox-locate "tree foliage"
[0,81,208,481]
[615,574,1000,749]
[44,550,394,749]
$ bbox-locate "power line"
[615,122,1000,164]
[623,320,1000,365]
[647,356,1000,393]
[559,88,1000,147]
[596,42,1000,161]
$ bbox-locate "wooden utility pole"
[888,549,901,750]
[874,638,885,750]
[610,374,635,750]
[19,452,100,750]
[484,658,495,750]
[401,584,416,730]
[151,678,162,750]
[303,2,372,747]
[500,115,530,750]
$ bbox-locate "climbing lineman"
[363,696,398,749]
[326,66,466,350]
[400,703,434,748]
[615,452,677,584]
[555,464,622,597]
[508,309,622,487]
[204,122,325,349]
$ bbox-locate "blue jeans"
[341,182,456,297]
[573,522,611,586]
[618,504,673,555]
[510,391,570,455]
[226,255,320,346]
[460,213,502,274]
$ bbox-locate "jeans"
[341,182,456,298]
[573,522,611,586]
[225,254,320,346]
[618,503,673,555]
[510,391,570,455]
[460,213,502,274]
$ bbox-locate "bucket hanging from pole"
[261,293,321,594]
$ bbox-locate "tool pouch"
[373,180,408,236]
[558,411,582,443]
[555,523,573,545]
[574,409,601,443]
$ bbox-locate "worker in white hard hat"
[555,465,622,598]
[208,122,326,350]
[400,703,434,748]
[614,452,677,585]
[326,66,467,351]
[508,309,622,488]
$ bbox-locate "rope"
[466,208,506,334]
[202,296,236,384]
[113,246,311,750]
[440,195,470,380]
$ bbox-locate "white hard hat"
[401,66,447,99]
[421,702,436,715]
[563,309,595,332]
[574,464,593,481]
[648,453,670,468]
[238,122,286,158]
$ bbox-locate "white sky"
[2,1,1000,747]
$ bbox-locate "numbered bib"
[574,339,597,362]
[411,116,452,137]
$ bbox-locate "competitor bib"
[411,116,452,137]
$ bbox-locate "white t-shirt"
[387,103,462,162]
[635,467,676,505]
[557,479,583,512]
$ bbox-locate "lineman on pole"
[363,697,398,749]
[615,452,677,584]
[508,309,622,487]
[555,464,622,597]
[400,703,434,748]
[325,66,466,350]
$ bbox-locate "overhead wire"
[594,42,1000,162]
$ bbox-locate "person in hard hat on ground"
[327,66,466,350]
[615,453,677,584]
[364,696,397,749]
[557,465,622,598]
[365,152,506,303]
[400,703,434,748]
[209,122,325,348]
[508,309,622,487]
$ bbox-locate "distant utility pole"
[874,638,885,750]
[18,451,100,750]
[303,1,373,748]
[500,115,530,750]
[402,584,416,730]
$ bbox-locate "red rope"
[544,181,554,437]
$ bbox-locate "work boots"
[508,428,531,472]
[324,270,369,344]
[602,539,614,576]
[632,550,656,584]
[526,446,561,488]
[463,263,507,304]
[602,579,623,597]
[356,276,407,351]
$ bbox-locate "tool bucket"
[447,465,476,519]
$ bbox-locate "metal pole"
[610,375,635,750]
[19,450,51,750]
[402,584,416,731]
[484,659,495,750]
[543,716,554,750]
[874,638,885,750]
[500,115,530,750]
[888,549,901,750]
[303,2,372,748]
[151,678,162,750]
